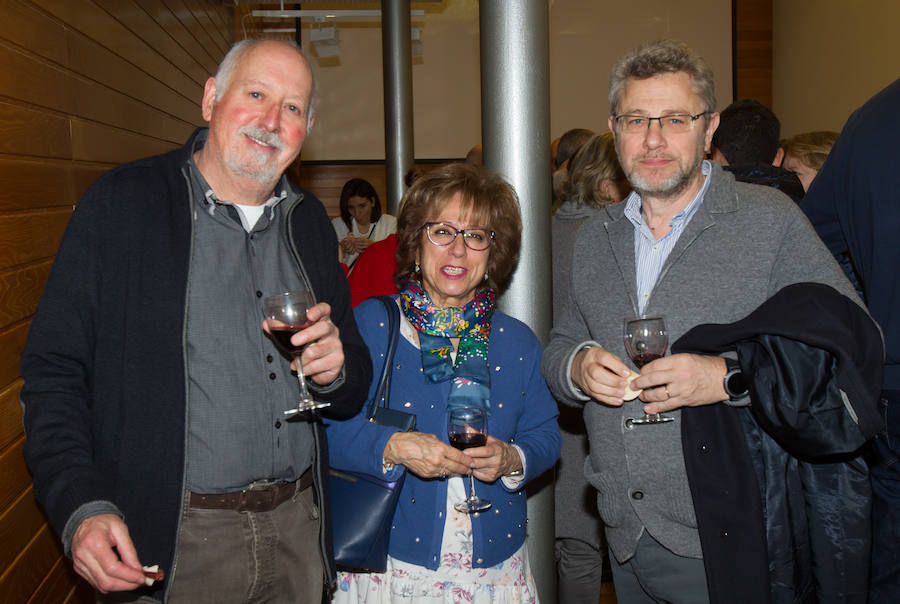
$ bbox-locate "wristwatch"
[723,358,749,401]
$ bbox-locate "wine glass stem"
[467,469,478,502]
[294,353,313,403]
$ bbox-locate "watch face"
[726,370,748,398]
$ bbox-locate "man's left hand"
[631,353,728,414]
[290,302,345,386]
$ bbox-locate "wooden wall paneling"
[188,0,230,52]
[2,0,201,123]
[26,557,87,604]
[0,262,53,327]
[70,119,179,164]
[0,44,194,146]
[0,159,105,213]
[64,33,201,125]
[135,0,219,75]
[0,101,71,160]
[0,523,66,603]
[0,323,30,388]
[0,487,48,574]
[0,211,70,269]
[0,0,68,65]
[733,0,773,107]
[164,0,229,60]
[33,0,210,93]
[0,437,30,512]
[0,380,23,451]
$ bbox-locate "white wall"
[298,0,733,161]
[773,1,900,137]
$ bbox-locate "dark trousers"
[556,537,608,604]
[609,532,709,604]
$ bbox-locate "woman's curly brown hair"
[394,162,522,297]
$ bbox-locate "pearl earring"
[414,263,420,274]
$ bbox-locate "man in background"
[709,98,804,203]
[801,78,900,603]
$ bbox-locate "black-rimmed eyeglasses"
[422,222,494,251]
[613,112,708,134]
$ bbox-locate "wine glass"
[447,407,492,513]
[263,290,331,417]
[623,316,673,424]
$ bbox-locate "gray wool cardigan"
[541,162,860,563]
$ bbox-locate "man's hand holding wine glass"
[632,353,729,415]
[288,301,345,386]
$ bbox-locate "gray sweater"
[542,163,858,563]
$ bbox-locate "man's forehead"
[231,44,312,94]
[618,72,701,112]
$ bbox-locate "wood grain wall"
[0,1,231,601]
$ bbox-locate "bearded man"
[21,39,371,603]
[543,40,880,603]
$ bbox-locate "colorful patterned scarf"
[400,281,494,413]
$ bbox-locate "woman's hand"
[383,432,470,479]
[339,237,356,254]
[466,436,522,483]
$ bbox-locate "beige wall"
[774,1,900,137]
[299,0,733,161]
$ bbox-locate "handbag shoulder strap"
[368,296,400,419]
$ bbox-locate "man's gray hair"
[608,40,716,117]
[213,38,318,131]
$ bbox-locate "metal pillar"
[480,2,555,602]
[381,0,414,214]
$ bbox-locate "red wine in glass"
[263,291,330,417]
[623,316,674,424]
[269,322,313,354]
[631,352,664,368]
[449,432,488,450]
[447,407,492,513]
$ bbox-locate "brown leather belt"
[189,468,313,513]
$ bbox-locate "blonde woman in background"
[551,131,630,604]
[781,131,839,192]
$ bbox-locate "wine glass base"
[284,400,331,418]
[454,498,492,514]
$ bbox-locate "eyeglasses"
[423,222,494,251]
[613,112,708,134]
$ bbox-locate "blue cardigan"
[325,297,561,569]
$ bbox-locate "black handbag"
[329,296,415,573]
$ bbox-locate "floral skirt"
[332,476,538,603]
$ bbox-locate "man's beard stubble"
[227,126,286,185]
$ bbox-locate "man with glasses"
[543,40,877,603]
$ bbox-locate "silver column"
[480,2,555,602]
[381,0,414,214]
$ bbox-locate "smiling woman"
[324,163,560,603]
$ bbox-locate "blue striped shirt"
[624,160,713,315]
